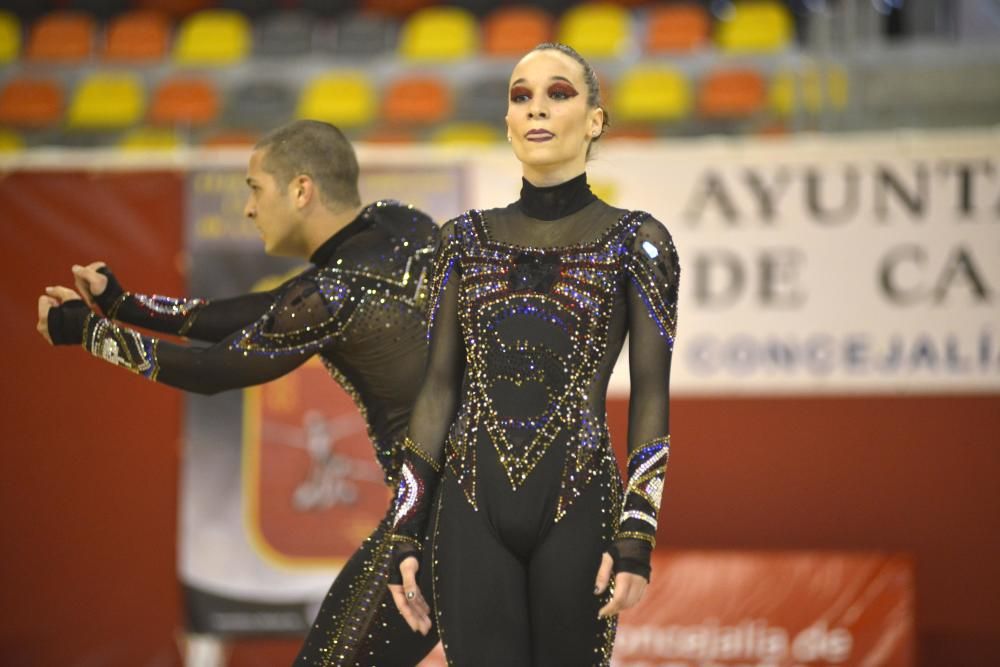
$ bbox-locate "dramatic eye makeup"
[548,82,578,99]
[510,85,531,102]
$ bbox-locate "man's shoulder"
[366,200,438,241]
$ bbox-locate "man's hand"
[71,262,108,308]
[37,286,84,345]
[594,552,648,618]
[388,556,433,635]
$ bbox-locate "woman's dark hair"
[530,42,610,153]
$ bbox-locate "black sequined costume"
[390,175,680,666]
[48,201,441,667]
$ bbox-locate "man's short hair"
[254,120,361,209]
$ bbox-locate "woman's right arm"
[387,219,466,634]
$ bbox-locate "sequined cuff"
[48,300,91,346]
[616,436,670,546]
[82,314,161,380]
[96,267,208,336]
[390,439,441,548]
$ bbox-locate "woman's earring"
[507,135,512,142]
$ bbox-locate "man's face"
[244,148,297,256]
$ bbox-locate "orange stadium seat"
[0,78,63,128]
[103,10,171,62]
[148,77,219,126]
[482,7,553,57]
[699,68,767,119]
[25,11,95,62]
[200,129,259,148]
[645,3,710,53]
[382,76,452,125]
[363,125,418,144]
[0,11,21,64]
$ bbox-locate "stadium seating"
[0,11,21,64]
[103,10,171,62]
[148,77,220,126]
[25,11,95,62]
[398,6,478,61]
[297,74,376,128]
[557,2,629,59]
[0,78,63,128]
[67,73,144,129]
[173,9,251,65]
[715,0,793,53]
[482,7,553,57]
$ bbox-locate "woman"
[388,43,680,665]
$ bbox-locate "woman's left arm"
[596,214,680,617]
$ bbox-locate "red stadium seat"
[382,76,452,125]
[0,78,63,128]
[25,11,95,62]
[482,7,553,57]
[103,10,171,62]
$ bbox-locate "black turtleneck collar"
[309,206,373,266]
[517,172,596,221]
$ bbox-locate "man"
[37,120,439,665]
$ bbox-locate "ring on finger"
[405,590,416,600]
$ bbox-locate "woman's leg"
[431,475,533,667]
[527,467,619,667]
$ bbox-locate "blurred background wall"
[1,1,998,666]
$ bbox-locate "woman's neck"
[517,172,596,221]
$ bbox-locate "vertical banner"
[179,164,465,634]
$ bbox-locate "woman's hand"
[594,552,648,618]
[388,555,433,635]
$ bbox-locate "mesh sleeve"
[95,266,276,343]
[51,272,349,395]
[613,215,681,580]
[389,220,465,568]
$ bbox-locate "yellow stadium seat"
[399,6,477,61]
[120,127,182,150]
[297,74,376,128]
[0,129,24,152]
[432,123,503,146]
[770,66,849,116]
[715,1,793,53]
[67,74,144,129]
[614,67,691,122]
[173,10,250,66]
[557,3,630,59]
[0,11,20,64]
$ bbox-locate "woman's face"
[505,49,604,183]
